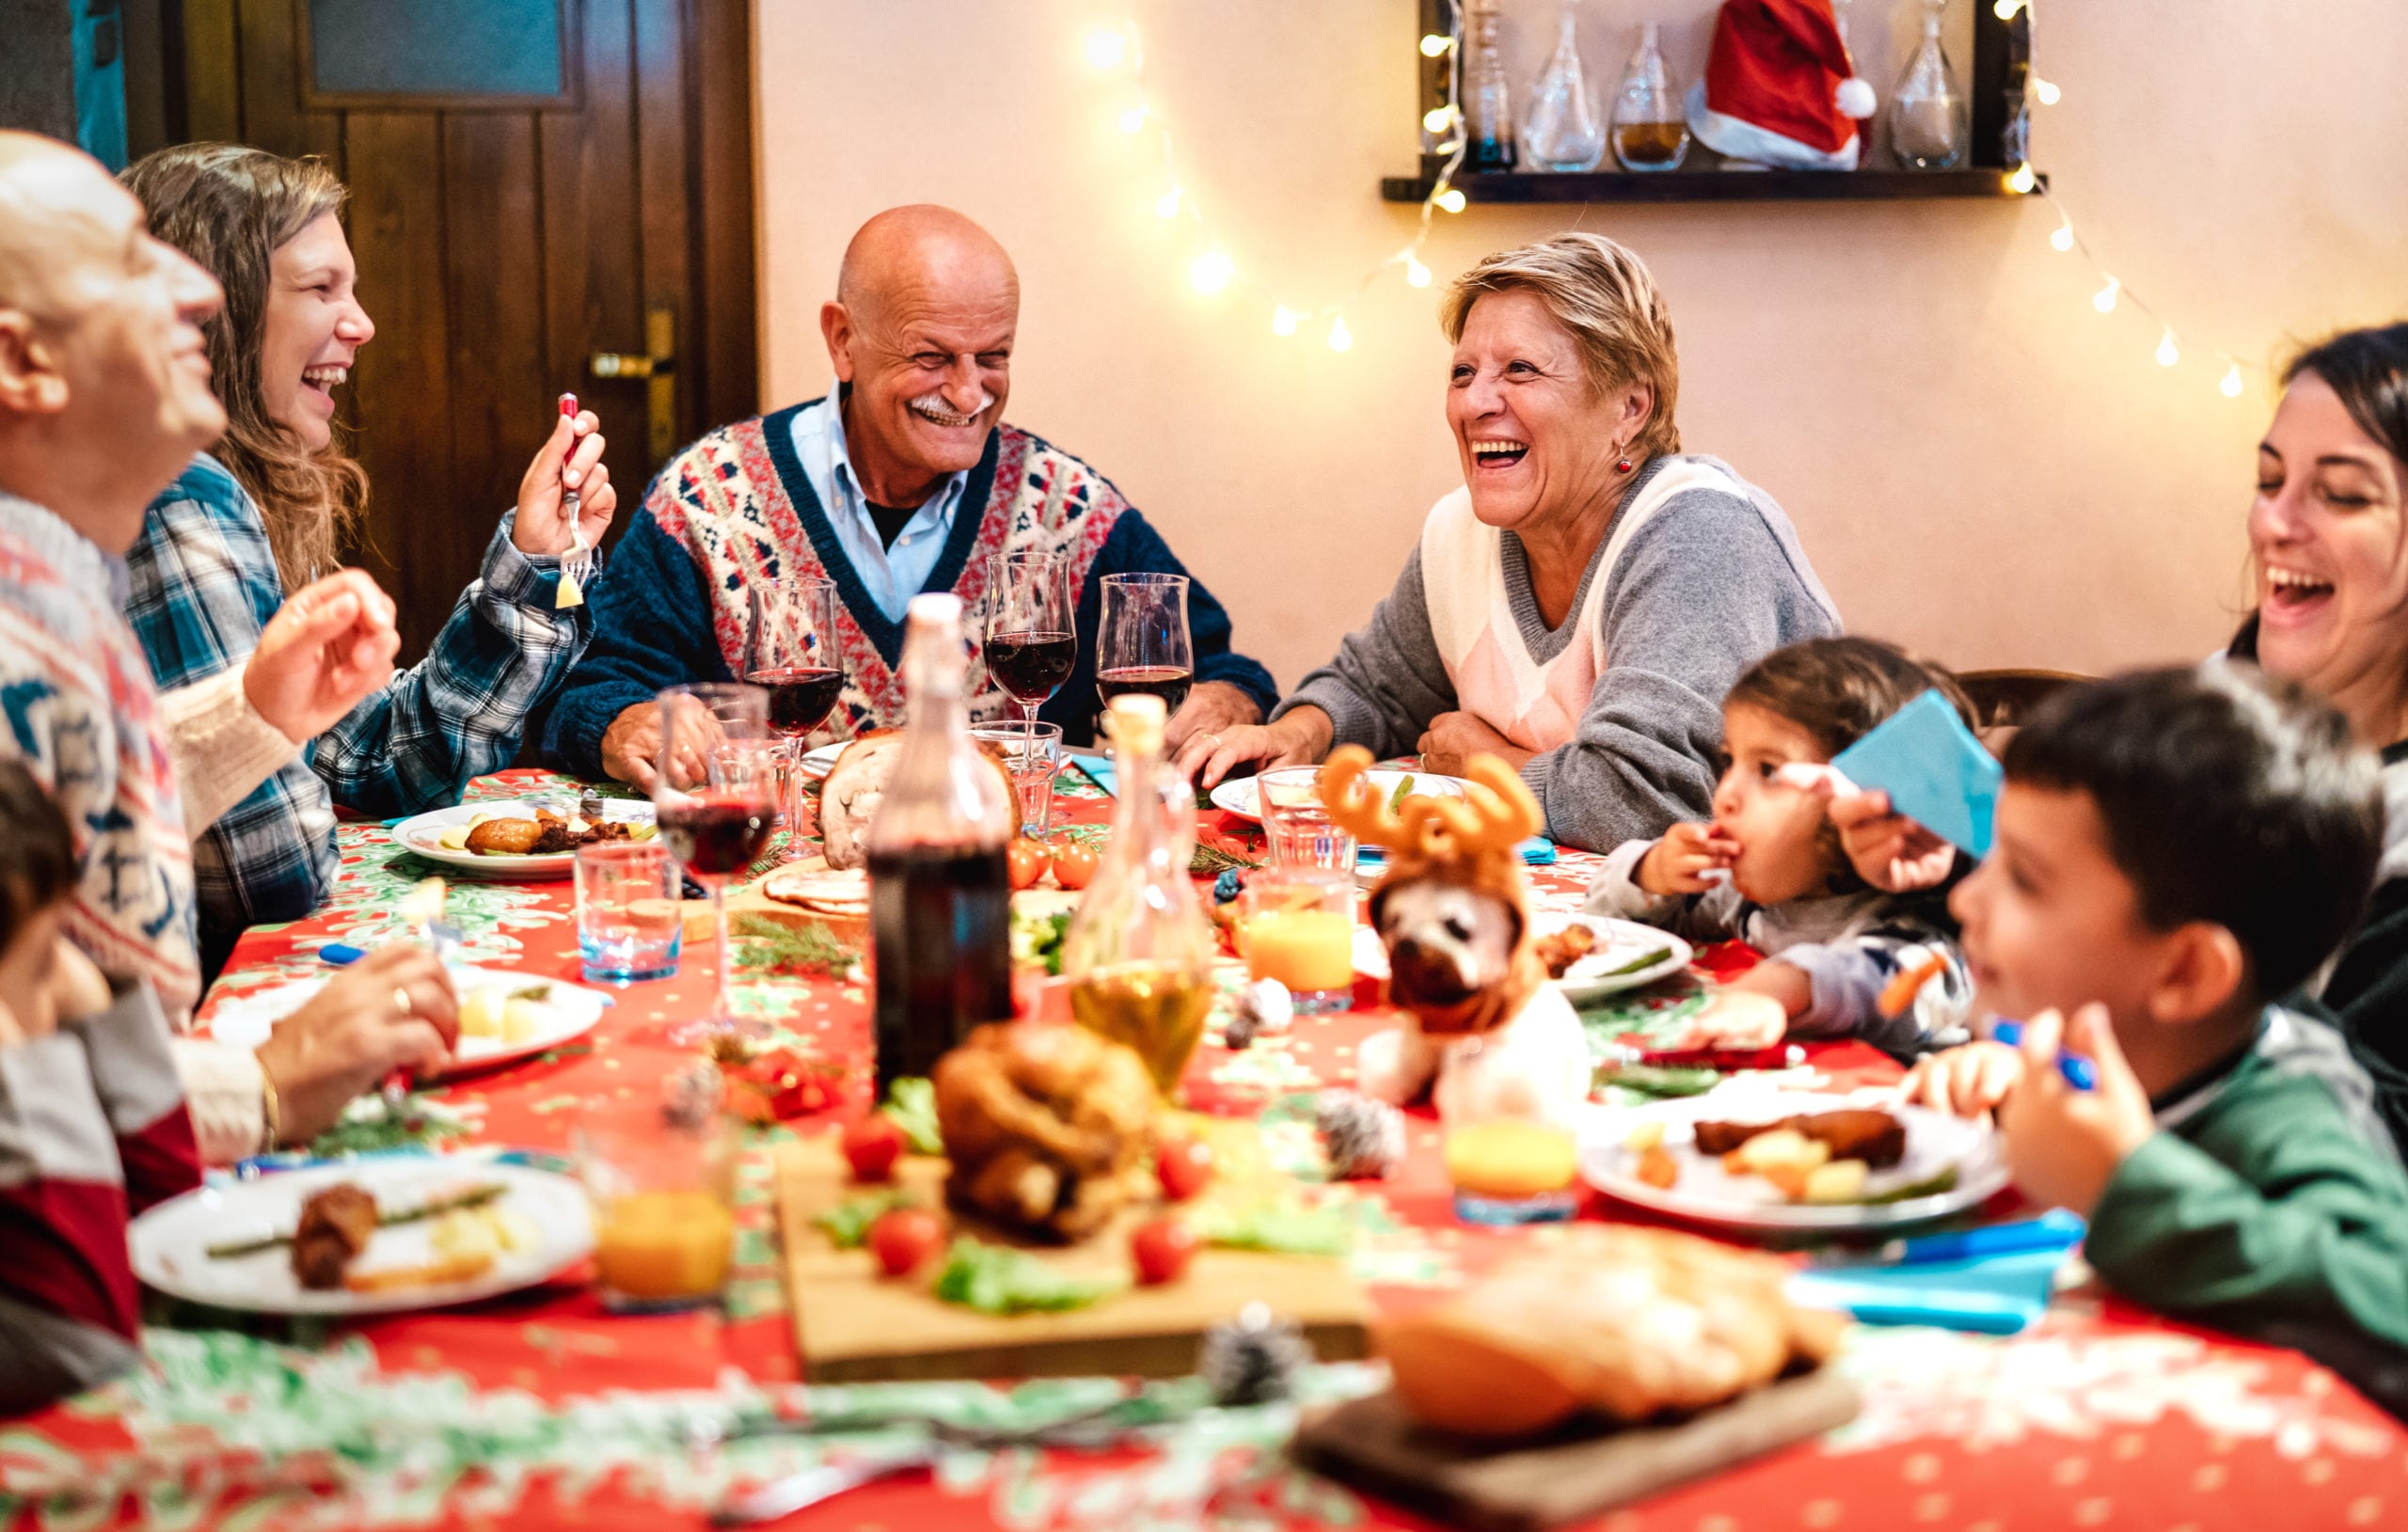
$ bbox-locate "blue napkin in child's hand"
[1830,689,2004,860]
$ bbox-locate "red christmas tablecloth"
[2,768,2400,1531]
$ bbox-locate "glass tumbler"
[972,721,1062,838]
[575,840,683,982]
[1236,868,1357,1014]
[577,1105,737,1313]
[1258,766,1359,874]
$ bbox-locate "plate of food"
[1529,912,1692,999]
[131,1160,594,1315]
[389,798,656,879]
[797,741,846,782]
[205,968,610,1080]
[1578,1090,2010,1230]
[1208,768,1470,825]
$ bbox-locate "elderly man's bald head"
[820,206,1019,500]
[0,130,226,552]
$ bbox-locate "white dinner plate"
[132,1160,594,1316]
[389,798,656,880]
[797,742,846,782]
[1209,769,1471,825]
[1577,1089,2011,1231]
[1532,912,1694,1000]
[206,967,610,1081]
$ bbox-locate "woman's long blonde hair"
[122,144,368,591]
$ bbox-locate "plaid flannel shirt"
[126,456,594,968]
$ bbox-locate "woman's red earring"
[1615,455,1635,473]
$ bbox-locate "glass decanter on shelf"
[1520,1,1605,172]
[865,592,1016,1098]
[1461,0,1516,172]
[1060,694,1215,1099]
[1609,23,1689,173]
[1889,0,1969,169]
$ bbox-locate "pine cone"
[1199,1302,1311,1406]
[1316,1088,1404,1180]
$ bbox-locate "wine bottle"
[866,592,1016,1096]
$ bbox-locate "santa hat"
[1686,0,1877,171]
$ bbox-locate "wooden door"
[154,0,757,656]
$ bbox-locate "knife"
[711,1445,932,1525]
[1807,1209,2084,1269]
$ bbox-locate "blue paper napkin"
[1355,835,1556,869]
[1068,751,1117,796]
[1790,1244,2072,1335]
[1830,689,2004,860]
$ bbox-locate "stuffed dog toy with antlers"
[1320,746,1591,1129]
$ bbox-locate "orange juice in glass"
[1439,1039,1580,1224]
[577,1109,737,1311]
[1236,869,1356,1014]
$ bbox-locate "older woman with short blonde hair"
[1190,232,1840,851]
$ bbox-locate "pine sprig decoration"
[732,914,856,975]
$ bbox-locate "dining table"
[2,762,2401,1532]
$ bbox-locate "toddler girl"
[1585,637,1975,1060]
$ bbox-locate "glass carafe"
[1521,2,1605,172]
[1609,23,1689,173]
[1462,0,1516,172]
[1060,695,1215,1098]
[1890,0,1968,169]
[865,592,1016,1098]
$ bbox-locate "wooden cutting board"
[1291,1369,1860,1532]
[774,1134,1371,1382]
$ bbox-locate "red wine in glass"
[1097,665,1193,718]
[985,630,1075,703]
[657,793,774,877]
[747,666,845,738]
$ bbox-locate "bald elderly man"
[541,205,1276,782]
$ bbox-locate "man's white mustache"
[908,391,995,425]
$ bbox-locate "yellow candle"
[1244,908,1355,992]
[592,1188,735,1301]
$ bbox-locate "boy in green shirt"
[1905,664,2408,1398]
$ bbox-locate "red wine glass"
[745,577,842,859]
[654,684,777,1044]
[1097,572,1193,727]
[984,550,1074,829]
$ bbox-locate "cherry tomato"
[1155,1132,1215,1202]
[1006,838,1051,891]
[866,1208,943,1277]
[1131,1216,1197,1286]
[840,1113,906,1182]
[1052,840,1102,891]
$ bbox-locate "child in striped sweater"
[0,760,200,1412]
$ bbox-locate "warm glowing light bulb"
[1434,187,1467,213]
[1189,251,1234,294]
[1118,104,1147,133]
[2033,77,2062,105]
[1993,0,2023,18]
[1419,33,1454,57]
[2049,221,2074,252]
[1328,316,1354,353]
[1271,307,1299,337]
[1085,29,1127,70]
[2093,276,2120,313]
[2221,364,2244,398]
[1423,104,1458,134]
[2156,330,2179,367]
[1405,256,1432,289]
[1154,187,1181,218]
[2005,164,2037,195]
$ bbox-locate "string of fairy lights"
[1086,0,2258,396]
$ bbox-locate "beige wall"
[752,0,2408,693]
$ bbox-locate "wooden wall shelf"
[1380,164,2037,205]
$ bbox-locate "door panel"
[167,0,756,658]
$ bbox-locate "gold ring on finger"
[394,985,413,1018]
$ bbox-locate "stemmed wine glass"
[745,577,843,859]
[985,550,1075,829]
[653,684,779,1044]
[1096,572,1193,724]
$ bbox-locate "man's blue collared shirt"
[788,397,969,623]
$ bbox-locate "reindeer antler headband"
[1318,745,1541,866]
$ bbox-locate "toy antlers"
[1319,745,1542,864]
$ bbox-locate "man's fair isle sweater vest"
[645,411,1123,732]
[1419,456,1754,753]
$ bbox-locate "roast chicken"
[930,1020,1157,1241]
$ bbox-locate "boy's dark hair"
[0,758,75,946]
[1727,636,1977,760]
[2004,663,2384,1003]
